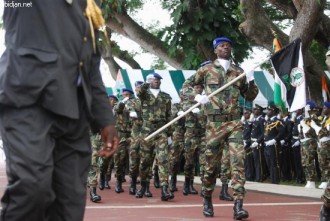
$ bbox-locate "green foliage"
[309,40,328,70]
[101,0,143,19]
[150,59,167,70]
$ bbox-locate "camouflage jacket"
[126,97,143,127]
[318,115,330,139]
[182,60,258,116]
[114,100,132,133]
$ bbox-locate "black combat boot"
[104,174,111,189]
[202,196,214,217]
[129,176,137,195]
[153,168,160,188]
[90,187,101,203]
[182,177,190,195]
[320,205,330,221]
[115,176,124,193]
[144,181,153,197]
[98,173,105,190]
[219,184,234,201]
[161,185,174,201]
[233,199,249,220]
[169,174,178,192]
[189,179,198,194]
[136,181,147,198]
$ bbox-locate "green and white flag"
[270,38,306,113]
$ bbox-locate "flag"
[273,35,282,53]
[322,73,330,102]
[270,38,306,113]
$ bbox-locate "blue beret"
[135,81,144,86]
[108,95,118,100]
[324,102,330,108]
[152,72,163,79]
[306,101,317,108]
[200,60,212,67]
[122,88,134,94]
[213,37,233,49]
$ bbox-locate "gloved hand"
[292,140,300,147]
[265,139,276,146]
[122,97,129,103]
[146,74,154,84]
[192,108,200,114]
[304,104,311,112]
[251,142,258,148]
[291,112,297,121]
[243,140,247,147]
[280,140,285,145]
[246,70,255,82]
[129,111,138,118]
[167,137,173,145]
[310,120,321,135]
[177,110,184,116]
[300,120,310,134]
[240,115,245,123]
[194,94,209,104]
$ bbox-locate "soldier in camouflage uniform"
[182,37,258,219]
[299,101,320,189]
[135,73,174,201]
[113,88,133,193]
[168,91,185,192]
[88,132,103,202]
[125,81,147,195]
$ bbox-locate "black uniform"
[243,119,254,181]
[291,114,305,183]
[280,116,294,181]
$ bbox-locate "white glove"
[265,139,276,146]
[167,137,173,145]
[246,70,255,82]
[300,120,310,134]
[249,113,255,122]
[122,97,129,103]
[327,123,330,131]
[192,108,200,114]
[310,120,322,135]
[292,140,300,147]
[291,112,297,121]
[304,104,311,112]
[177,111,184,116]
[194,94,209,104]
[280,140,285,145]
[265,115,269,121]
[251,142,258,148]
[240,115,245,123]
[243,140,247,147]
[146,74,155,84]
[129,111,138,118]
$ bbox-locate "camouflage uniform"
[168,102,185,192]
[182,60,258,212]
[88,132,103,187]
[137,82,173,200]
[113,100,132,192]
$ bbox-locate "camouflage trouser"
[301,139,318,181]
[220,143,231,184]
[184,127,201,179]
[114,132,131,180]
[203,120,246,200]
[88,134,102,187]
[169,128,185,176]
[322,182,330,206]
[199,134,206,180]
[140,128,169,186]
[318,140,330,182]
[99,156,114,178]
[129,126,142,178]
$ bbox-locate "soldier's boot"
[169,174,178,192]
[153,169,160,188]
[115,176,124,193]
[233,199,249,220]
[219,184,234,201]
[202,196,214,217]
[320,205,330,221]
[182,177,190,195]
[144,181,153,197]
[98,173,105,190]
[129,176,137,195]
[90,187,101,203]
[161,185,174,201]
[189,179,198,195]
[135,181,147,198]
[104,174,111,189]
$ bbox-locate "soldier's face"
[122,92,132,98]
[135,85,141,93]
[194,85,204,95]
[323,106,330,115]
[151,78,161,89]
[253,108,260,116]
[267,109,275,117]
[244,112,251,120]
[214,42,232,59]
[109,98,116,107]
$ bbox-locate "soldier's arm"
[137,83,149,101]
[182,68,206,105]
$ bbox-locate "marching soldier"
[263,103,285,184]
[136,73,174,201]
[250,104,267,182]
[182,36,258,219]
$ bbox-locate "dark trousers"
[0,102,91,221]
[244,149,255,181]
[252,147,264,182]
[264,145,280,184]
[280,145,292,181]
[292,144,304,182]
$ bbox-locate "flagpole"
[144,57,271,141]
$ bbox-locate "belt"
[300,138,311,143]
[144,121,165,129]
[320,137,330,144]
[207,113,241,122]
[292,136,299,139]
[251,138,257,142]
